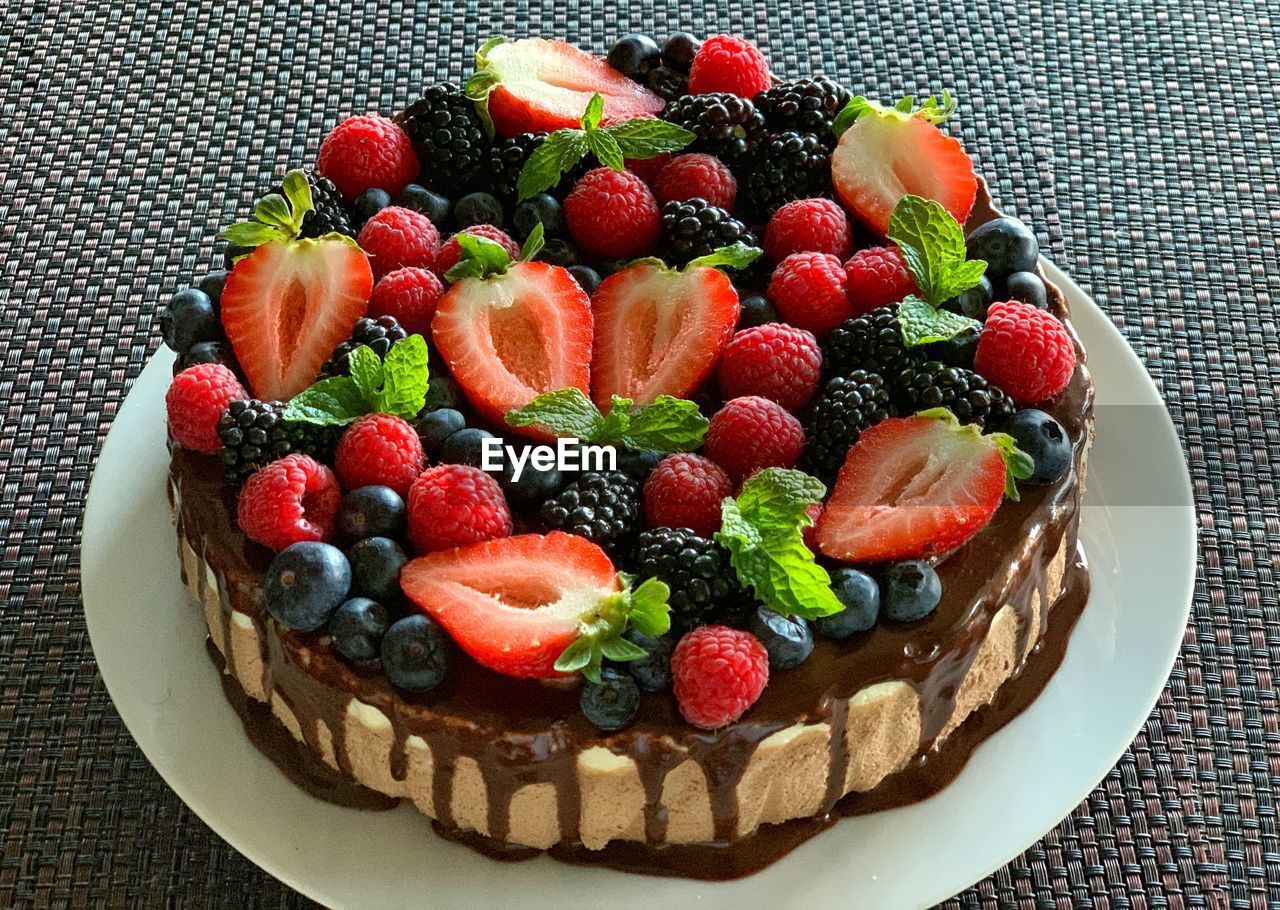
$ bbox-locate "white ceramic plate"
[83,261,1194,910]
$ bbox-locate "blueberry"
[160,287,220,355]
[197,270,229,304]
[607,33,661,80]
[538,238,580,267]
[499,446,564,509]
[381,614,451,692]
[623,629,672,691]
[615,448,660,481]
[966,217,1039,279]
[421,373,463,411]
[881,560,942,622]
[347,536,407,602]
[353,187,392,225]
[738,295,779,329]
[337,486,407,541]
[454,192,504,230]
[181,340,237,370]
[328,597,390,663]
[415,408,466,455]
[817,568,880,638]
[1000,409,1071,485]
[946,275,993,320]
[395,183,451,227]
[749,607,814,668]
[661,32,700,71]
[645,66,688,101]
[265,542,352,631]
[580,669,642,730]
[440,427,497,468]
[513,193,564,239]
[1006,271,1048,309]
[567,265,601,295]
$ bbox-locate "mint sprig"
[714,468,844,620]
[444,222,544,283]
[686,243,763,271]
[553,574,671,682]
[915,408,1035,500]
[505,388,708,454]
[510,93,694,201]
[283,334,430,425]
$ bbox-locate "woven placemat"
[1,0,1274,906]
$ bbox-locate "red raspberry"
[717,323,822,411]
[434,225,521,278]
[368,267,444,336]
[767,252,853,335]
[407,464,513,553]
[764,198,853,262]
[563,167,661,259]
[974,300,1077,404]
[703,396,806,482]
[165,363,247,454]
[356,206,441,279]
[672,625,769,729]
[687,35,772,98]
[643,453,733,537]
[625,154,671,186]
[334,413,425,497]
[317,115,419,201]
[844,246,918,316]
[236,454,341,551]
[654,153,737,210]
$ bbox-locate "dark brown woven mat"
[1,0,1274,906]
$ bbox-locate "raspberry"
[687,35,772,98]
[317,115,419,201]
[434,224,520,278]
[671,625,769,729]
[236,454,341,551]
[407,464,513,553]
[368,267,444,336]
[767,252,853,335]
[717,323,822,411]
[763,198,853,262]
[974,300,1077,404]
[165,363,247,454]
[334,413,425,497]
[625,153,671,187]
[844,246,918,316]
[653,153,737,210]
[703,396,806,482]
[563,167,661,259]
[356,206,441,279]
[642,453,733,537]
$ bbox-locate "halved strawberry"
[815,412,1011,563]
[831,95,977,237]
[432,260,592,435]
[591,261,739,408]
[470,38,665,137]
[400,532,619,679]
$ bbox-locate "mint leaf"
[285,335,428,424]
[506,388,604,438]
[620,395,709,452]
[283,377,369,426]
[735,467,826,531]
[898,295,980,347]
[606,118,695,158]
[685,243,763,272]
[887,194,985,305]
[580,92,605,132]
[378,334,429,419]
[346,345,383,399]
[597,396,632,443]
[519,221,545,262]
[516,130,589,201]
[504,388,706,455]
[584,128,624,171]
[445,232,512,282]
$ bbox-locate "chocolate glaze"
[167,179,1096,879]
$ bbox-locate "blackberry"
[396,83,489,191]
[753,77,852,146]
[894,361,1015,429]
[483,132,545,201]
[217,399,337,486]
[822,305,923,379]
[266,168,353,238]
[540,471,640,550]
[743,131,830,215]
[660,198,757,265]
[634,527,749,630]
[318,316,407,379]
[805,372,892,481]
[662,92,767,167]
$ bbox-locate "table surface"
[2,1,1276,907]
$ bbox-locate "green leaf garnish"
[504,388,709,455]
[714,468,844,620]
[220,168,315,249]
[685,242,764,272]
[580,92,605,131]
[887,195,986,306]
[914,408,1035,501]
[281,376,372,426]
[833,91,956,137]
[283,335,430,426]
[584,128,625,171]
[552,574,671,683]
[519,220,545,262]
[606,118,696,159]
[897,296,981,347]
[444,232,515,282]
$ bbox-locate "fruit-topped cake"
[161,31,1092,879]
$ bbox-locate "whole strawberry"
[767,252,853,335]
[334,413,425,497]
[368,267,444,336]
[317,115,419,201]
[166,363,247,454]
[703,396,806,482]
[844,246,918,316]
[642,453,733,537]
[237,453,342,551]
[717,323,822,411]
[564,168,661,259]
[672,625,769,729]
[974,300,1077,404]
[356,207,441,279]
[407,464,513,553]
[687,35,771,98]
[764,198,853,262]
